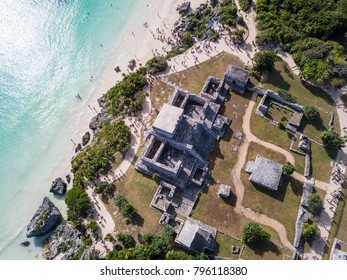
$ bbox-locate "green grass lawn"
[216,233,243,260]
[167,51,244,94]
[240,241,292,260]
[105,164,162,236]
[250,96,335,182]
[241,142,303,243]
[255,59,340,143]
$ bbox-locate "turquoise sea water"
[0,0,137,259]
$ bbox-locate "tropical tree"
[303,222,320,241]
[65,187,91,217]
[307,194,323,214]
[305,105,320,122]
[282,162,295,175]
[321,131,344,147]
[242,222,271,244]
[252,51,277,77]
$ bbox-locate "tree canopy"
[307,194,323,215]
[242,222,271,244]
[321,130,344,147]
[252,51,277,77]
[65,187,91,218]
[305,105,320,122]
[146,56,168,74]
[303,222,320,241]
[255,0,347,86]
[282,162,295,175]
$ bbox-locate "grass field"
[216,233,243,260]
[241,142,303,243]
[167,52,244,94]
[250,96,335,182]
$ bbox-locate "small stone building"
[175,217,217,254]
[224,64,250,94]
[245,156,283,191]
[217,184,231,198]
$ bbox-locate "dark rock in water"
[82,131,91,146]
[66,174,71,184]
[26,197,62,238]
[20,241,30,247]
[75,143,82,153]
[50,177,67,196]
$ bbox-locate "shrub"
[307,194,324,214]
[114,194,137,219]
[94,182,114,196]
[146,56,168,74]
[230,28,245,44]
[282,162,295,175]
[278,121,285,129]
[239,0,252,11]
[117,233,136,248]
[65,187,91,218]
[280,115,287,122]
[321,131,344,147]
[218,0,238,27]
[104,233,115,242]
[278,89,297,103]
[242,222,271,244]
[252,51,277,77]
[303,222,319,241]
[305,105,320,122]
[183,32,193,48]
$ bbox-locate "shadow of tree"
[246,240,281,257]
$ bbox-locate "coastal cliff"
[43,225,100,260]
[26,197,62,238]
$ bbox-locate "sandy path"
[230,91,294,250]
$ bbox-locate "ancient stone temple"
[223,64,250,94]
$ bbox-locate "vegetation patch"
[255,0,347,86]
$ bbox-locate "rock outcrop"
[82,131,91,146]
[20,241,30,247]
[43,225,100,260]
[75,143,82,153]
[66,174,71,184]
[26,197,62,238]
[50,178,67,195]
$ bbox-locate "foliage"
[165,250,209,260]
[94,182,114,196]
[71,121,130,181]
[304,105,320,122]
[105,71,147,116]
[278,121,285,129]
[117,233,136,248]
[183,32,194,48]
[255,0,347,86]
[114,194,137,219]
[303,222,320,241]
[307,194,323,215]
[277,89,297,103]
[85,221,98,233]
[251,51,277,77]
[184,4,214,39]
[106,227,175,260]
[165,48,186,60]
[321,130,345,147]
[208,31,220,42]
[104,233,115,242]
[65,187,91,218]
[239,0,252,11]
[218,0,238,27]
[229,28,245,44]
[146,56,168,74]
[280,115,287,122]
[282,162,295,175]
[242,222,271,244]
